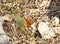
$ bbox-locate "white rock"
[52,16,59,26]
[31,23,36,30]
[40,0,51,8]
[0,17,10,44]
[31,23,36,32]
[53,27,60,34]
[38,22,55,39]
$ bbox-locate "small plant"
[15,15,27,35]
[16,0,22,4]
[15,15,23,30]
[0,6,2,10]
[10,0,14,2]
[16,0,29,4]
[11,8,17,14]
[30,33,35,38]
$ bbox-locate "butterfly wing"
[23,17,33,28]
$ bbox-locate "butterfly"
[22,17,33,28]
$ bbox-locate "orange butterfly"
[23,17,33,28]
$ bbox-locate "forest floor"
[0,0,60,44]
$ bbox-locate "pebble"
[38,22,56,39]
[0,17,10,44]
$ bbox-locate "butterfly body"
[23,17,33,28]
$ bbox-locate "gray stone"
[0,17,10,44]
[38,22,56,39]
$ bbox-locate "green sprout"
[15,15,23,29]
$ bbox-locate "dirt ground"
[0,0,60,44]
